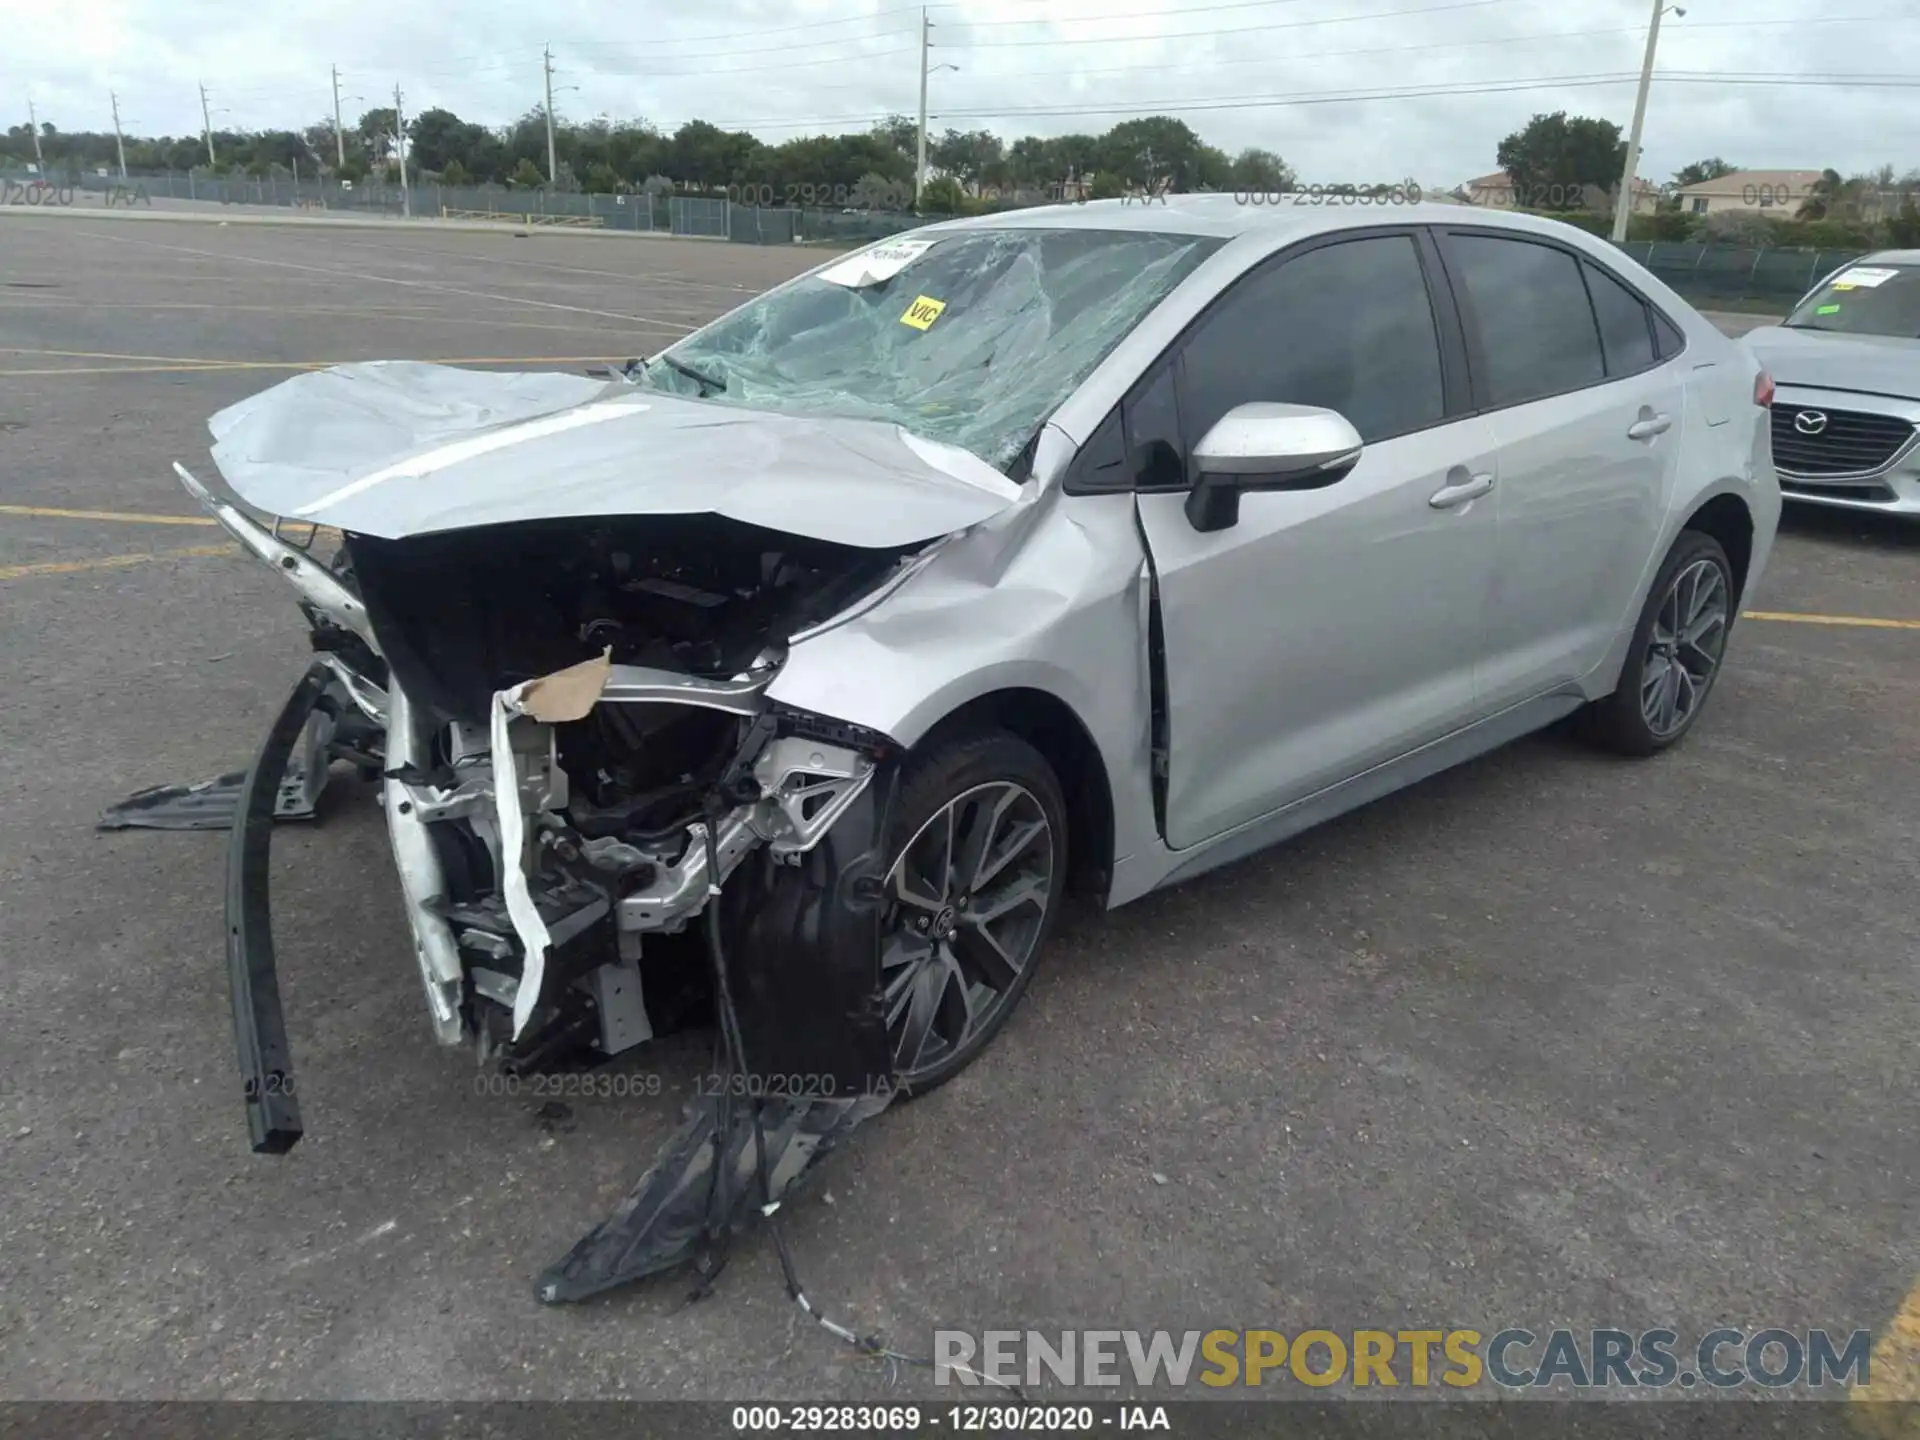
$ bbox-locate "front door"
[1131,229,1501,850]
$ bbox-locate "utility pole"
[199,82,216,167]
[543,45,559,186]
[393,83,411,217]
[331,65,347,169]
[110,91,128,178]
[1612,0,1682,242]
[26,97,45,171]
[915,8,931,208]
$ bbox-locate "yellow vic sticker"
[901,295,947,330]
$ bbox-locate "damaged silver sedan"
[135,200,1778,1301]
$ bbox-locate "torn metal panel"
[173,463,382,654]
[201,364,1022,549]
[383,683,468,1045]
[765,471,1162,890]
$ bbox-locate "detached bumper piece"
[225,661,338,1155]
[536,1091,891,1304]
[536,769,902,1303]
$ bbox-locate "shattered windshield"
[639,227,1222,470]
[1785,263,1920,337]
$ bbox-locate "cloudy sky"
[4,0,1916,186]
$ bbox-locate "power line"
[701,68,1920,130]
[586,47,920,81]
[951,0,1523,48]
[931,12,1914,82]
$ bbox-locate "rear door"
[1127,228,1502,849]
[1434,229,1682,710]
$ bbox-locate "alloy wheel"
[1640,557,1729,740]
[879,781,1055,1083]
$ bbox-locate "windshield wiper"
[655,353,727,396]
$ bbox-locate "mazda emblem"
[1793,410,1829,435]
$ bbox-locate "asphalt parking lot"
[1,214,1916,1404]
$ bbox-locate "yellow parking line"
[0,346,255,366]
[0,544,234,583]
[1850,1277,1920,1429]
[1744,610,1920,632]
[0,354,624,377]
[0,503,217,526]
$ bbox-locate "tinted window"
[1175,234,1445,448]
[1583,260,1657,375]
[1447,234,1605,406]
[1126,365,1186,489]
[1652,308,1686,358]
[1066,406,1128,491]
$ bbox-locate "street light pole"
[1612,0,1683,242]
[544,45,560,186]
[331,65,348,169]
[394,84,410,217]
[915,9,931,207]
[26,97,45,172]
[200,83,217,167]
[110,91,128,178]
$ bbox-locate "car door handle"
[1627,413,1673,441]
[1429,470,1494,509]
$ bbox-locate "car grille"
[1779,478,1896,504]
[1770,404,1917,477]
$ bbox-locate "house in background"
[1458,170,1659,214]
[1673,169,1823,217]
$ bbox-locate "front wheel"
[1576,530,1736,757]
[879,730,1068,1098]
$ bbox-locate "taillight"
[1754,369,1775,407]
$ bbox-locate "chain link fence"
[4,168,928,243]
[1611,241,1866,308]
[0,169,1872,306]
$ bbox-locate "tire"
[1576,530,1737,757]
[880,729,1069,1098]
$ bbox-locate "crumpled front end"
[189,465,915,1092]
[144,357,1040,1298]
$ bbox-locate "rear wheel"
[1576,530,1735,756]
[879,731,1068,1097]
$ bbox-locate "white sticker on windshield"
[816,237,941,288]
[1832,266,1899,289]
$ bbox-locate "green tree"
[1889,195,1920,248]
[356,107,399,164]
[439,157,472,187]
[1672,157,1737,188]
[1495,111,1627,210]
[509,157,545,188]
[1229,147,1294,192]
[1098,116,1212,192]
[920,175,965,213]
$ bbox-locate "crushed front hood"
[1743,326,1920,402]
[203,360,1023,549]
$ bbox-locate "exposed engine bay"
[342,512,911,1077]
[131,465,932,1302]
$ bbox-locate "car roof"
[919,194,1617,246]
[1855,249,1920,267]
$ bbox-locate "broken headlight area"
[132,483,921,1298]
[345,513,907,1077]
